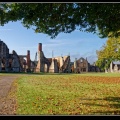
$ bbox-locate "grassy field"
[2,72,120,115]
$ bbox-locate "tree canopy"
[0,3,120,38]
[96,36,120,70]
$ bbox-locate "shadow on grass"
[79,97,120,115]
[91,110,120,115]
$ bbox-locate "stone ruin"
[0,40,101,73]
[34,43,71,73]
[0,40,32,72]
[107,61,120,73]
[73,57,101,73]
[0,40,71,73]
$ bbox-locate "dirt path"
[0,76,19,115]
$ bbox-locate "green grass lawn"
[1,72,120,77]
[4,72,119,115]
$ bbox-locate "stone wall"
[35,43,71,73]
[49,58,58,73]
[0,40,27,73]
[109,62,120,73]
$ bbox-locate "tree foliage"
[96,36,120,70]
[0,3,120,38]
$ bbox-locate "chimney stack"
[27,50,30,56]
[38,43,42,52]
[27,50,31,69]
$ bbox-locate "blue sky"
[0,21,107,64]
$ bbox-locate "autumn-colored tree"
[0,3,120,38]
[96,36,120,70]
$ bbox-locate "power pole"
[34,52,37,61]
[52,50,54,58]
[68,52,70,56]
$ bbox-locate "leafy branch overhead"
[0,3,120,38]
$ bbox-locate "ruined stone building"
[88,63,101,72]
[35,43,71,73]
[0,40,101,73]
[107,61,120,73]
[73,57,88,73]
[0,40,71,73]
[0,40,31,72]
[73,57,101,73]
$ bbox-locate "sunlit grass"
[13,74,120,115]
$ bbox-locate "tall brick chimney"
[38,43,42,52]
[27,50,31,69]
